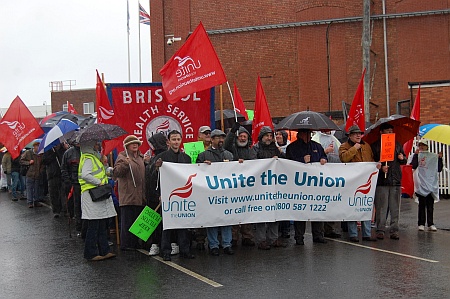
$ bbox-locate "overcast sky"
[0,0,152,109]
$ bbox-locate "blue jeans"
[348,220,372,238]
[84,218,110,259]
[11,172,22,199]
[207,226,232,249]
[26,177,41,204]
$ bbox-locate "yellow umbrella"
[422,124,450,145]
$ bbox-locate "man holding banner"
[196,129,235,256]
[286,129,327,245]
[339,125,379,242]
[152,130,195,261]
[371,123,406,240]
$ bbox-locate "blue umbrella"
[38,119,79,153]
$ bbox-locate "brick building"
[150,0,450,125]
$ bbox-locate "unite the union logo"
[169,173,197,201]
[98,106,114,120]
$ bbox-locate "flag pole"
[138,1,142,83]
[220,85,224,131]
[226,81,238,122]
[127,0,131,83]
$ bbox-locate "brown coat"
[114,150,146,206]
[339,140,374,163]
[20,149,44,179]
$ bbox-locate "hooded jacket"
[224,125,256,161]
[253,126,283,159]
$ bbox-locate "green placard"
[183,141,205,163]
[129,206,162,242]
[246,109,254,121]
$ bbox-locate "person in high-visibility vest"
[79,140,117,261]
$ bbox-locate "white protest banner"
[160,159,379,229]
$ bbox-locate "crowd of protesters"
[0,120,444,262]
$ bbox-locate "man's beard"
[237,140,248,147]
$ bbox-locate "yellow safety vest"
[78,153,108,193]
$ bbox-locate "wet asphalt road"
[1,190,450,299]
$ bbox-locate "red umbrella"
[362,114,420,145]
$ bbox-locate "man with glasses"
[196,129,235,256]
[339,125,378,242]
[192,125,212,250]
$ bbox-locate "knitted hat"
[123,135,142,147]
[418,139,429,147]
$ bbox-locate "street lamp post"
[43,101,48,116]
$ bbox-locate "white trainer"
[149,244,160,256]
[429,225,437,231]
[418,225,425,231]
[171,243,179,255]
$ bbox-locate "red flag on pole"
[403,85,420,158]
[0,96,44,159]
[252,76,274,145]
[96,70,116,125]
[345,68,366,132]
[95,70,123,155]
[67,101,78,114]
[233,82,248,120]
[159,22,227,104]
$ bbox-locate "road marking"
[328,239,439,263]
[136,249,223,287]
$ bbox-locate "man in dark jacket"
[253,126,287,250]
[20,141,45,208]
[224,122,256,247]
[150,130,195,261]
[145,132,168,256]
[371,123,406,240]
[43,144,67,218]
[196,129,234,256]
[61,141,82,230]
[286,129,327,245]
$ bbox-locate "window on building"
[83,102,95,115]
[397,99,410,116]
[62,103,68,112]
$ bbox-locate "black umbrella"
[76,124,128,143]
[214,109,246,131]
[362,114,420,145]
[275,111,340,131]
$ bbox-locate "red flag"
[0,96,44,159]
[96,70,122,155]
[252,76,274,145]
[403,85,420,158]
[96,70,117,125]
[345,68,366,132]
[233,82,248,120]
[159,22,227,104]
[67,101,78,114]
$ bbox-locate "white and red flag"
[139,3,150,25]
[95,70,122,155]
[67,100,78,114]
[403,85,420,157]
[159,22,227,104]
[251,76,274,145]
[233,82,248,120]
[345,68,366,132]
[0,96,44,159]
